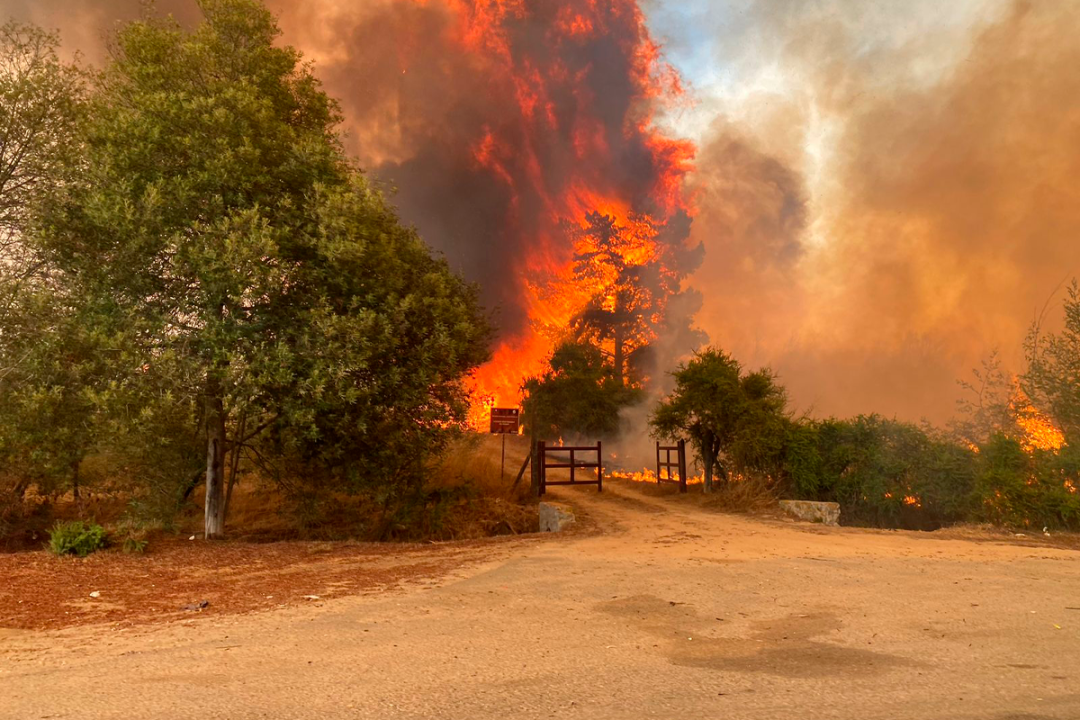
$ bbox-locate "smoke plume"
[685,0,1080,422]
[8,0,1080,425]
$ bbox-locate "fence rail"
[538,441,602,495]
[656,439,688,493]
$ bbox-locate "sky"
[4,0,1078,424]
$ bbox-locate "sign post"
[489,408,520,481]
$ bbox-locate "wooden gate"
[537,441,602,495]
[656,439,688,493]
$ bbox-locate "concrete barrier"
[539,502,576,533]
[779,500,841,526]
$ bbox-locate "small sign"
[489,408,520,434]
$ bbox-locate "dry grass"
[203,432,538,541]
[427,433,533,502]
[618,473,781,515]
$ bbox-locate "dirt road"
[3,481,1079,720]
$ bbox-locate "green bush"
[48,520,108,557]
[782,416,977,530]
[975,435,1080,530]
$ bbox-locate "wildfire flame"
[610,469,704,485]
[428,0,696,420]
[1009,379,1066,453]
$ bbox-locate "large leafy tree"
[0,22,90,502]
[650,347,787,492]
[29,0,490,536]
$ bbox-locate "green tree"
[650,347,787,492]
[0,21,89,503]
[1025,281,1080,440]
[952,350,1014,447]
[522,341,640,441]
[0,21,82,262]
[797,415,976,529]
[28,0,490,537]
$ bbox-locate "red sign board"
[489,408,520,434]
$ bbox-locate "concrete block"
[539,502,576,533]
[779,499,841,526]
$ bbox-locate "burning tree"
[565,211,674,387]
[521,208,702,439]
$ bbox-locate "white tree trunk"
[204,381,226,539]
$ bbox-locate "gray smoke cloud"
[681,0,1080,423]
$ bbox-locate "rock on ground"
[779,499,841,526]
[538,502,575,532]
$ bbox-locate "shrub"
[48,520,108,556]
[975,435,1080,530]
[782,416,977,530]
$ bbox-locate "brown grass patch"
[618,473,780,515]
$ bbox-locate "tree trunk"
[204,376,227,539]
[613,323,624,386]
[702,452,714,494]
[223,414,246,523]
[71,459,80,501]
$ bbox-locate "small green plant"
[48,520,108,557]
[122,536,148,553]
[115,517,151,554]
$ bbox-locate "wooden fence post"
[677,439,688,494]
[597,440,603,493]
[531,439,541,497]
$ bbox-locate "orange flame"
[1009,379,1065,453]
[437,0,695,423]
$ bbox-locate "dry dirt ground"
[3,479,1080,720]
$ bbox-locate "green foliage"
[952,350,1015,447]
[650,347,788,491]
[48,520,108,557]
[0,20,83,246]
[974,435,1080,530]
[784,416,977,530]
[522,341,641,441]
[1025,281,1080,439]
[0,21,88,500]
[122,536,149,553]
[5,0,490,535]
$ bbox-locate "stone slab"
[779,499,841,526]
[539,502,576,533]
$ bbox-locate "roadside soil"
[0,533,545,631]
[3,476,1080,720]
